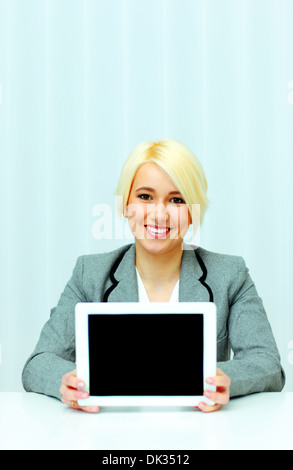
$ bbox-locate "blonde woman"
[22,139,285,413]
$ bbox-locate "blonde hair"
[115,139,209,224]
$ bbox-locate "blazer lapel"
[179,245,212,302]
[105,243,211,303]
[106,243,139,302]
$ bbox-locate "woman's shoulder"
[187,245,247,274]
[71,244,134,292]
[191,246,250,297]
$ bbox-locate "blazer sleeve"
[22,256,86,400]
[217,257,286,398]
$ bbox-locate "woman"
[22,139,285,413]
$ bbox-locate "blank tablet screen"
[88,313,204,397]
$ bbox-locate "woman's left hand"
[196,368,231,413]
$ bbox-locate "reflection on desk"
[0,392,292,450]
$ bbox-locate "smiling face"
[124,162,192,255]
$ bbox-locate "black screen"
[88,313,204,396]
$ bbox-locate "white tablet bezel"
[75,302,217,407]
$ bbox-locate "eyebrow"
[135,186,182,196]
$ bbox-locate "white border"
[75,302,217,407]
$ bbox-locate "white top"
[136,268,179,302]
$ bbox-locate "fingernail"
[78,382,85,388]
[81,392,89,398]
[198,402,206,411]
[206,378,213,385]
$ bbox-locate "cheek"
[125,203,146,224]
[169,206,190,230]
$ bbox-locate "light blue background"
[0,0,292,392]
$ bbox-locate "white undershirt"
[136,268,179,302]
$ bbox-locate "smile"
[144,225,171,238]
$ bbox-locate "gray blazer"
[22,243,285,400]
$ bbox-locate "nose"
[147,203,170,226]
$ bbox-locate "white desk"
[0,392,292,450]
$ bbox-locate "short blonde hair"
[115,139,209,224]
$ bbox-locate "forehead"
[132,163,177,189]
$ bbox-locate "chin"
[136,237,183,255]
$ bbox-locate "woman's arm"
[22,256,85,400]
[218,258,285,398]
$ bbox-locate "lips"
[144,225,171,238]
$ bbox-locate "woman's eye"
[170,197,185,204]
[138,194,152,201]
[137,194,185,204]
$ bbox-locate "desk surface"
[0,392,292,450]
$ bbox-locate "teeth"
[146,226,170,234]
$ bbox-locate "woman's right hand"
[59,369,99,413]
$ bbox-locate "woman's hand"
[59,369,99,413]
[196,368,231,413]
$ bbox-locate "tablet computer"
[75,302,217,407]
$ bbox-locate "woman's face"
[125,162,191,255]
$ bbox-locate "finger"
[79,405,100,413]
[197,401,221,413]
[204,389,230,405]
[62,370,85,390]
[62,398,99,414]
[60,387,90,403]
[70,401,100,414]
[206,374,231,389]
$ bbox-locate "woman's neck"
[135,242,183,285]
